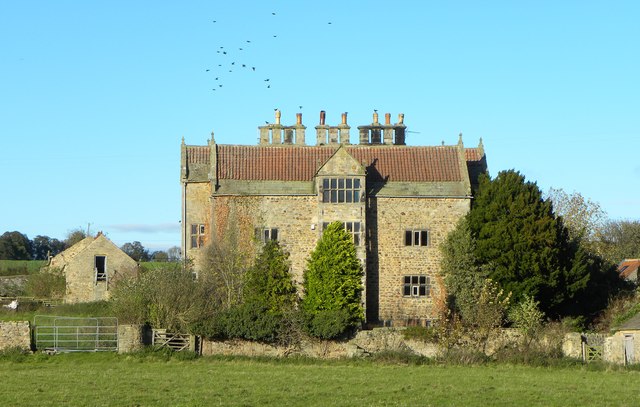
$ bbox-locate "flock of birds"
[206,11,333,94]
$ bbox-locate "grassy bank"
[0,352,638,406]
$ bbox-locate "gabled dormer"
[315,146,366,204]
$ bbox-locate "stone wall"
[0,321,31,351]
[371,197,469,323]
[201,328,439,359]
[118,324,147,354]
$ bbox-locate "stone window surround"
[404,229,429,247]
[256,227,278,242]
[403,275,431,297]
[190,223,206,249]
[320,177,363,203]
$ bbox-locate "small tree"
[243,240,297,313]
[301,221,363,339]
[464,279,511,353]
[64,229,86,248]
[509,294,545,348]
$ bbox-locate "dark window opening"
[190,224,206,249]
[403,275,430,297]
[256,227,278,242]
[320,177,363,203]
[95,256,107,282]
[404,229,429,246]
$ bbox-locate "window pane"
[338,179,344,189]
[419,286,426,296]
[412,286,419,296]
[354,223,360,232]
[353,234,360,246]
[338,190,344,203]
[404,276,411,284]
[264,230,269,241]
[346,178,352,188]
[323,190,330,202]
[271,228,278,241]
[331,191,337,202]
[405,231,412,246]
[403,285,411,296]
[354,191,360,202]
[199,224,205,234]
[419,276,426,284]
[414,231,420,246]
[346,190,352,203]
[191,224,198,234]
[191,236,197,248]
[420,231,428,246]
[323,178,329,189]
[411,276,419,284]
[354,179,360,188]
[330,178,337,188]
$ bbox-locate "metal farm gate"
[33,315,118,352]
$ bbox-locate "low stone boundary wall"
[0,321,31,351]
[201,328,439,359]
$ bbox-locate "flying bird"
[246,40,251,43]
[252,67,255,71]
[272,12,276,15]
[206,69,210,72]
[223,51,227,55]
[215,77,219,80]
[264,79,270,82]
[242,64,246,68]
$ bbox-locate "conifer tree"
[302,221,363,338]
[243,240,297,313]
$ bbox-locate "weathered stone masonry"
[181,110,487,325]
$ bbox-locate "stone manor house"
[180,110,487,326]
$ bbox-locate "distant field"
[0,260,45,276]
[0,352,638,406]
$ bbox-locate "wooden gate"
[152,329,196,352]
[581,333,604,363]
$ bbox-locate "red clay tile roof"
[465,148,483,162]
[186,146,210,164]
[191,145,469,182]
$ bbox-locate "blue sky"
[1,1,638,251]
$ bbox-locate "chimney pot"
[296,113,302,125]
[385,113,391,125]
[320,110,326,125]
[275,109,281,125]
[398,113,404,124]
[373,111,379,124]
[341,112,348,125]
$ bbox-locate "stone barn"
[48,232,138,303]
[605,313,640,365]
[180,110,487,326]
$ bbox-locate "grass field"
[1,352,638,406]
[0,260,45,276]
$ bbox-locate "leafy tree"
[599,220,640,264]
[120,241,150,262]
[301,221,363,338]
[243,240,297,313]
[166,246,181,261]
[150,250,169,262]
[509,294,545,348]
[465,279,511,353]
[546,188,607,244]
[64,228,86,248]
[0,231,32,260]
[31,235,65,260]
[200,227,251,310]
[440,218,487,320]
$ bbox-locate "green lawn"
[0,260,45,276]
[1,352,638,406]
